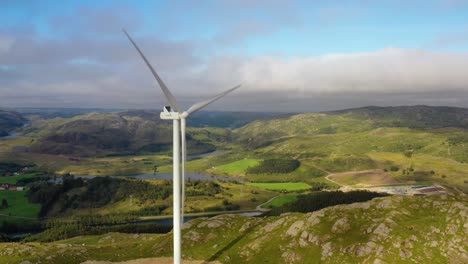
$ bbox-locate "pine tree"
[1,198,8,209]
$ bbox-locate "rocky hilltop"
[1,194,466,263]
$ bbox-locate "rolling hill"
[233,106,468,191]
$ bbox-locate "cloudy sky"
[1,0,468,112]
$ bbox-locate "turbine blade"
[122,29,181,113]
[186,84,241,115]
[181,118,186,223]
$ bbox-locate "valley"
[0,106,467,263]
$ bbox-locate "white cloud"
[221,48,468,94]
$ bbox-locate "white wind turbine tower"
[123,29,241,264]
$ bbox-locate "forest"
[27,175,172,216]
[266,190,388,216]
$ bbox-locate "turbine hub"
[180,111,189,119]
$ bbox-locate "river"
[0,131,24,140]
[138,211,263,226]
[0,123,30,140]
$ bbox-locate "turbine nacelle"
[160,106,181,120]
[160,108,189,120]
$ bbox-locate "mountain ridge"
[0,109,27,137]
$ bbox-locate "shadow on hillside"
[203,222,260,263]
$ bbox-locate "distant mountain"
[13,107,123,119]
[22,111,227,157]
[234,105,468,147]
[328,105,468,129]
[0,109,27,137]
[14,108,288,129]
[101,109,288,129]
[187,111,291,129]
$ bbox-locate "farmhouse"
[0,183,25,191]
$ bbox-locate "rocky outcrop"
[2,195,467,264]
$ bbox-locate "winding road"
[255,195,280,211]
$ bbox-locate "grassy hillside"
[0,109,27,136]
[234,106,468,191]
[1,194,466,263]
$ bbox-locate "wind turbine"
[123,29,241,264]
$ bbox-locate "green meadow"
[260,194,299,208]
[0,191,41,227]
[247,182,311,191]
[0,173,39,185]
[216,159,260,175]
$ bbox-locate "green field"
[0,173,39,185]
[216,159,260,175]
[261,194,298,208]
[0,191,40,219]
[247,182,311,191]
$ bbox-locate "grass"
[0,191,41,225]
[246,182,311,191]
[328,169,399,187]
[57,154,173,176]
[369,152,468,191]
[216,159,260,175]
[260,194,298,208]
[0,173,39,185]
